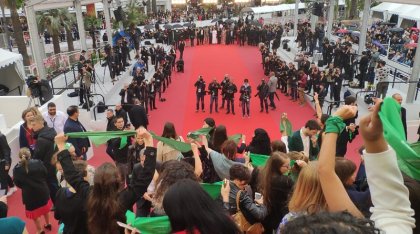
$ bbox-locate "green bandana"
[250,153,270,167]
[126,211,170,234]
[66,131,135,149]
[325,116,346,134]
[149,132,192,152]
[280,118,293,136]
[200,181,223,199]
[66,131,193,152]
[378,97,420,180]
[187,127,213,140]
[228,133,243,144]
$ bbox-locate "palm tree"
[2,0,30,65]
[37,9,62,54]
[57,9,76,52]
[84,16,101,49]
[124,1,147,29]
[349,0,358,19]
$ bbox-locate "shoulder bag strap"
[235,190,242,213]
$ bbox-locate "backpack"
[232,191,264,234]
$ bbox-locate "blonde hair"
[18,147,32,173]
[29,106,42,117]
[28,114,45,124]
[288,161,327,214]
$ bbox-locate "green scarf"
[378,97,420,180]
[250,153,270,167]
[200,181,223,199]
[280,118,293,136]
[126,211,170,234]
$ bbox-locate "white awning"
[371,2,403,13]
[0,49,23,69]
[398,6,420,21]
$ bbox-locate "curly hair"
[281,211,380,234]
[153,160,199,213]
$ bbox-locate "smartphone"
[255,192,262,200]
[117,221,140,233]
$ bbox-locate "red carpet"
[7,44,362,233]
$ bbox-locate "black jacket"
[108,131,131,164]
[226,182,268,224]
[55,187,88,234]
[0,132,11,166]
[128,105,149,129]
[64,118,91,157]
[33,126,57,178]
[13,159,50,210]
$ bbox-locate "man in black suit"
[119,83,135,112]
[128,98,149,129]
[64,105,91,160]
[194,76,206,112]
[179,41,185,59]
[393,93,407,140]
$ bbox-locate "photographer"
[358,51,369,88]
[332,68,344,108]
[139,80,149,114]
[26,75,42,102]
[239,79,252,118]
[194,75,206,113]
[256,79,269,113]
[208,79,221,114]
[225,79,238,115]
[375,60,389,99]
[77,66,92,107]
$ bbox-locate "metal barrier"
[4,86,22,96]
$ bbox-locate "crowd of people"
[1,92,419,234]
[1,8,420,234]
[334,20,418,67]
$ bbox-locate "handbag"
[232,191,264,234]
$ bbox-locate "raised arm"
[55,134,90,196]
[359,100,415,233]
[191,143,203,177]
[313,92,323,120]
[318,105,363,218]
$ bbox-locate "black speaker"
[317,60,324,67]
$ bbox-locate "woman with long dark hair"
[210,125,227,153]
[163,179,240,234]
[247,128,271,156]
[260,152,295,233]
[54,127,156,234]
[157,122,184,162]
[19,108,36,154]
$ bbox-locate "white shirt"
[43,111,67,133]
[300,128,310,157]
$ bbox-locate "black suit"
[119,88,135,112]
[128,105,149,129]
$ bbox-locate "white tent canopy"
[371,2,420,21]
[0,49,26,96]
[241,3,306,14]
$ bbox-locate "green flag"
[280,118,293,136]
[200,181,223,199]
[187,127,213,140]
[126,211,171,234]
[250,153,270,167]
[150,132,192,153]
[378,97,420,180]
[228,134,243,144]
[66,131,136,149]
